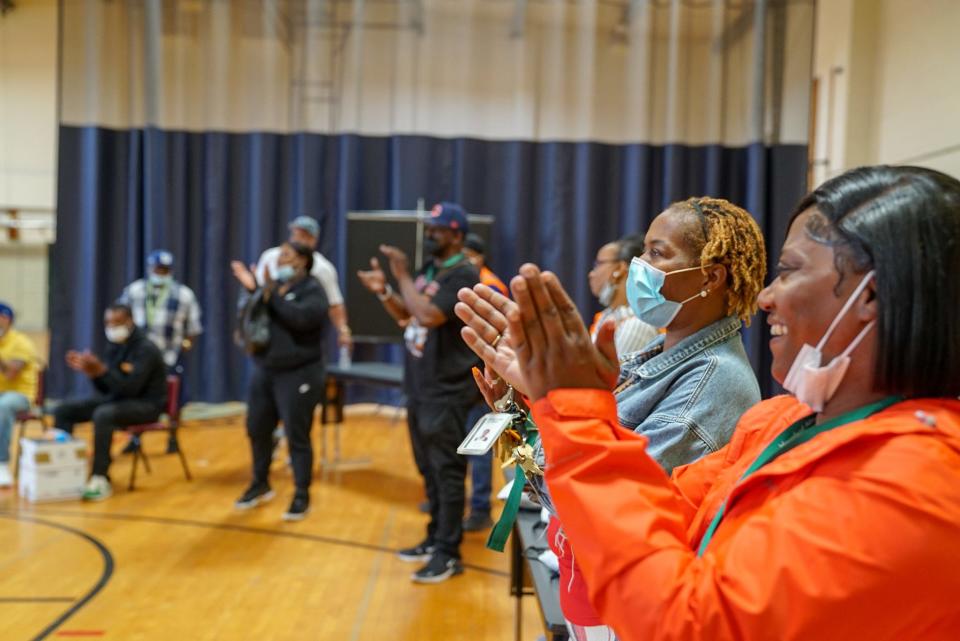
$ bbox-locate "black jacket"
[255,276,329,371]
[93,327,167,410]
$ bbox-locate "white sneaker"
[0,464,11,488]
[82,475,113,501]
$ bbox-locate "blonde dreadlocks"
[675,197,767,325]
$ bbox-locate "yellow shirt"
[0,328,39,401]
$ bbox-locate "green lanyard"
[486,418,539,553]
[145,284,169,327]
[424,253,465,283]
[696,395,903,556]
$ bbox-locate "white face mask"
[782,271,876,412]
[105,324,132,344]
[597,280,616,307]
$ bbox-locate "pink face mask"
[782,271,875,412]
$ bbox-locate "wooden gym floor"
[0,406,544,640]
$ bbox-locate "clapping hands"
[457,264,620,402]
[66,350,107,378]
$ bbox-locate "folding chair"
[123,375,192,491]
[13,368,47,480]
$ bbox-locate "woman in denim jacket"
[456,197,767,641]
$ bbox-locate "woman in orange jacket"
[460,199,768,641]
[461,165,960,640]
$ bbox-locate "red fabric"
[533,390,960,641]
[547,516,604,626]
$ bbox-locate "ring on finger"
[491,334,502,349]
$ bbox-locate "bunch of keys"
[500,441,544,477]
[493,385,544,477]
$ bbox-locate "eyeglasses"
[592,259,621,269]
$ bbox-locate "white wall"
[0,0,57,331]
[870,0,960,177]
[0,0,57,209]
[0,245,48,330]
[812,0,960,182]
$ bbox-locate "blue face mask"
[625,257,707,328]
[275,265,296,282]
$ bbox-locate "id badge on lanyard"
[457,411,518,456]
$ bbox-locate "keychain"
[500,441,544,476]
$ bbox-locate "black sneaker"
[463,512,494,532]
[121,435,141,455]
[282,491,310,521]
[397,540,436,562]
[411,553,464,584]
[234,483,275,510]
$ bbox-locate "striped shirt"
[590,305,658,363]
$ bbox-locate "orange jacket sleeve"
[533,389,960,641]
[669,440,728,515]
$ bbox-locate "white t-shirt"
[255,246,344,306]
[591,305,659,362]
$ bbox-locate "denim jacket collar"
[626,315,743,379]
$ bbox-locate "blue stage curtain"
[50,128,806,401]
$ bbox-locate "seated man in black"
[54,303,167,501]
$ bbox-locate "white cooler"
[18,438,88,503]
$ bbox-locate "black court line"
[17,507,510,578]
[0,513,114,641]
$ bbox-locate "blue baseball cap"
[289,215,320,238]
[0,301,13,321]
[428,202,469,234]
[147,250,174,268]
